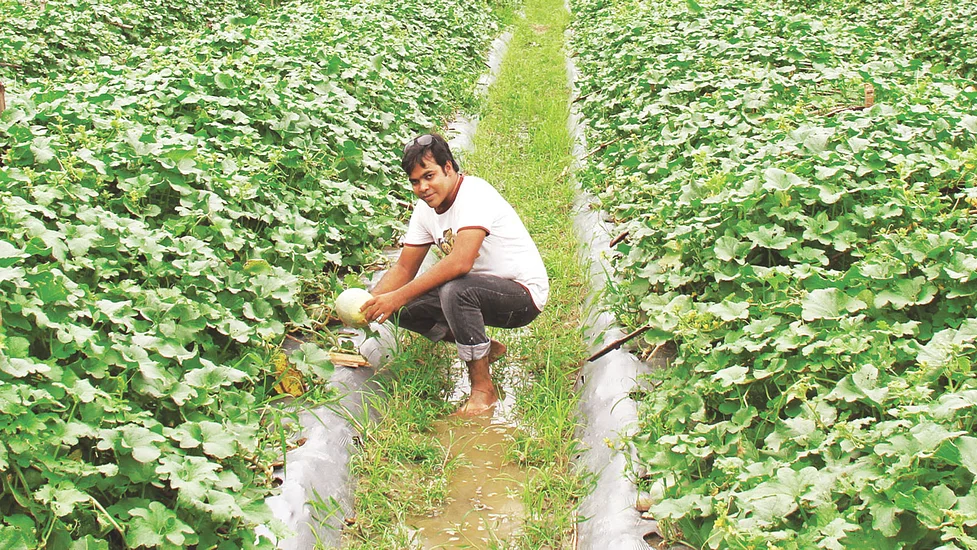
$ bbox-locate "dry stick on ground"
[104,16,134,30]
[572,90,593,103]
[585,137,619,158]
[586,325,650,362]
[822,104,867,117]
[328,352,371,368]
[557,136,619,179]
[0,82,5,115]
[822,82,875,117]
[107,20,134,30]
[609,230,629,248]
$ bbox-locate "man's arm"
[362,228,486,323]
[370,244,430,296]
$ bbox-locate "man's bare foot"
[451,388,498,416]
[488,339,507,364]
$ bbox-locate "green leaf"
[743,315,782,336]
[873,277,938,309]
[917,319,977,367]
[712,365,750,387]
[156,340,197,363]
[847,136,871,153]
[0,356,52,377]
[817,517,858,550]
[801,288,867,321]
[763,167,805,191]
[199,421,237,459]
[852,364,889,404]
[0,523,32,550]
[739,484,798,524]
[648,493,710,519]
[69,379,99,403]
[126,502,198,549]
[168,421,237,458]
[910,421,963,452]
[745,224,797,250]
[183,360,248,389]
[35,480,90,517]
[0,240,28,267]
[214,73,234,89]
[953,493,977,528]
[953,436,977,476]
[289,343,334,380]
[828,364,889,405]
[70,536,110,550]
[4,336,31,358]
[177,157,197,175]
[30,136,56,164]
[76,148,107,175]
[916,485,956,528]
[121,425,165,463]
[156,454,221,500]
[714,236,753,262]
[869,500,902,537]
[242,259,273,275]
[706,300,751,322]
[961,115,977,134]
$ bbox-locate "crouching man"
[361,133,548,415]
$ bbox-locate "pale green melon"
[335,288,372,327]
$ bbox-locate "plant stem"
[90,496,131,549]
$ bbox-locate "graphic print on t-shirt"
[437,229,454,255]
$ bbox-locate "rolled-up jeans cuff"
[457,341,491,362]
[423,323,451,343]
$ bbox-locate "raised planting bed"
[0,0,506,545]
[569,0,977,547]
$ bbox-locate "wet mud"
[409,414,526,549]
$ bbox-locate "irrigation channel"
[265,0,672,546]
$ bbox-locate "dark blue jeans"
[394,274,540,361]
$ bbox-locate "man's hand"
[359,228,486,324]
[360,291,405,325]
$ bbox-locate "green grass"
[341,0,589,545]
[341,337,459,549]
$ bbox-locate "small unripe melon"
[335,288,372,327]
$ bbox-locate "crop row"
[781,0,977,79]
[570,0,977,547]
[0,0,502,546]
[0,0,262,79]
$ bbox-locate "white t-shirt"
[402,175,549,311]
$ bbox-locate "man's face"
[408,153,457,211]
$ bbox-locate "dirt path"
[343,0,588,545]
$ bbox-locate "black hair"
[400,133,460,175]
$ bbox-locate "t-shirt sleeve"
[402,206,434,246]
[454,183,497,235]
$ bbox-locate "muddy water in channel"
[410,414,526,548]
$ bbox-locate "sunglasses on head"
[403,134,435,153]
